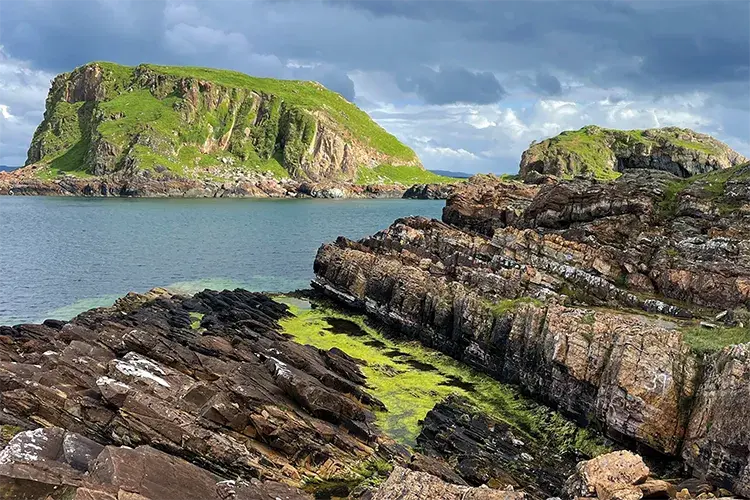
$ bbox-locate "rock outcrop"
[0,427,311,500]
[313,164,750,494]
[563,451,677,500]
[417,395,580,498]
[519,126,746,181]
[0,288,407,497]
[372,466,525,500]
[4,61,460,197]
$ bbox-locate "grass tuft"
[682,324,750,355]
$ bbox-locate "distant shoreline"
[0,173,457,200]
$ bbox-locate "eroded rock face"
[372,466,526,500]
[682,344,750,497]
[313,165,750,493]
[0,288,404,494]
[442,175,540,236]
[25,63,421,184]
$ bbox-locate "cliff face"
[23,62,424,185]
[519,126,746,181]
[313,163,750,494]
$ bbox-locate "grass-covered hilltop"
[22,62,450,187]
[519,125,747,181]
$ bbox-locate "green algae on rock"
[519,125,746,181]
[24,62,425,185]
[275,296,609,458]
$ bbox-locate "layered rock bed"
[314,164,750,495]
[2,288,530,499]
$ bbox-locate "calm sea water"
[0,197,443,325]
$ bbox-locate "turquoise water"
[0,197,443,325]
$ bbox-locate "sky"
[0,0,748,174]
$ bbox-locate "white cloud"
[422,146,478,159]
[0,48,53,166]
[357,73,747,176]
[0,105,15,120]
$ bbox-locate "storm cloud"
[0,0,747,172]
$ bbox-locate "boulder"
[372,466,526,500]
[563,451,649,500]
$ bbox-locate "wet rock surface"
[417,396,574,498]
[313,164,750,494]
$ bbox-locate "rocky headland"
[0,62,456,198]
[313,129,750,495]
[520,125,746,181]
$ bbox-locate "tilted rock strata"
[314,233,698,455]
[313,167,750,492]
[0,429,530,500]
[0,427,311,500]
[0,288,403,492]
[417,395,578,498]
[441,175,540,236]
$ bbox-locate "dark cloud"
[397,67,506,105]
[0,0,748,169]
[1,0,747,101]
[534,73,562,96]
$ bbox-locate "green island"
[521,125,743,181]
[22,61,455,188]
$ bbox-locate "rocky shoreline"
[313,164,750,495]
[1,286,735,499]
[0,169,456,199]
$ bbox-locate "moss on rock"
[276,296,609,458]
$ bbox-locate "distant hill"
[21,62,451,186]
[429,169,472,179]
[0,166,17,172]
[519,125,746,180]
